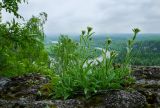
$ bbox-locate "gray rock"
[105,90,147,108]
[0,99,57,108]
[0,77,10,91]
[133,66,160,107]
[0,99,84,108]
[133,66,160,80]
[0,73,49,100]
[54,99,84,108]
[135,79,160,88]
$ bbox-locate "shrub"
[0,13,50,77]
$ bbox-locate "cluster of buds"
[81,26,93,36]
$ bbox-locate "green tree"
[0,0,27,20]
[0,12,49,77]
[0,0,49,77]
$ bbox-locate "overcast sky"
[2,0,160,35]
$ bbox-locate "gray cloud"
[2,0,160,35]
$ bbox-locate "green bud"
[87,26,93,33]
[132,28,140,40]
[107,38,112,45]
[132,28,140,34]
[81,30,86,35]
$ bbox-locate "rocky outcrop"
[133,66,160,107]
[0,66,160,108]
[0,90,146,108]
[0,73,49,101]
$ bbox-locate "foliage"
[0,12,50,77]
[51,36,79,73]
[50,27,140,99]
[0,0,27,18]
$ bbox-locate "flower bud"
[81,30,86,35]
[87,26,93,33]
[132,28,140,36]
[132,28,140,40]
[107,38,112,45]
[132,28,140,34]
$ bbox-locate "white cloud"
[2,0,160,34]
